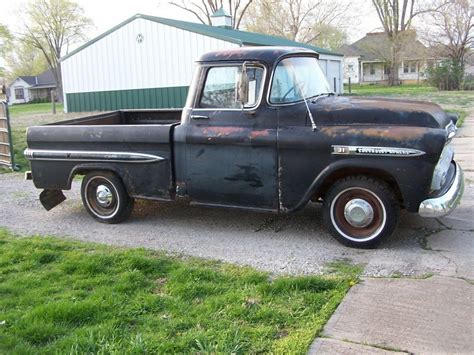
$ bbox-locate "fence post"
[51,90,56,114]
[333,77,337,93]
[348,77,352,94]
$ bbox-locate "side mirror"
[236,62,249,107]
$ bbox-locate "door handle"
[191,115,209,120]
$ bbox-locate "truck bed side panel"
[27,125,175,200]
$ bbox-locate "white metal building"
[61,13,344,112]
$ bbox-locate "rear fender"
[68,163,127,190]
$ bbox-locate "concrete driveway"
[310,116,473,354]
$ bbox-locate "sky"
[1,0,384,65]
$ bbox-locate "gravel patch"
[2,172,471,277]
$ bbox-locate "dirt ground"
[1,170,472,277]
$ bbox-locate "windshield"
[269,56,332,104]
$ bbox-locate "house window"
[369,64,375,75]
[384,64,391,75]
[403,62,409,73]
[15,88,24,100]
[404,61,417,74]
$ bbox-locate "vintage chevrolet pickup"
[25,47,464,248]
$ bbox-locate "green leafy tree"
[426,59,464,90]
[0,24,13,78]
[4,41,49,80]
[21,0,92,102]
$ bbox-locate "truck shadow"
[129,199,433,249]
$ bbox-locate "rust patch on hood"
[249,129,271,139]
[320,126,429,141]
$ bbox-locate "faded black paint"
[26,47,456,216]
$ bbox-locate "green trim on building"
[61,14,341,62]
[66,86,189,112]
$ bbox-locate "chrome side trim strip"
[24,149,165,163]
[332,145,425,157]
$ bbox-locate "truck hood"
[312,96,451,129]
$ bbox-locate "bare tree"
[169,0,254,29]
[21,0,92,102]
[244,0,351,47]
[423,0,473,69]
[372,0,433,85]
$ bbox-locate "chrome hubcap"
[96,185,113,207]
[344,198,374,228]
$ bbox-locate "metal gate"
[0,101,17,170]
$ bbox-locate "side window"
[199,65,264,109]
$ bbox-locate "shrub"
[426,59,464,91]
[462,74,474,91]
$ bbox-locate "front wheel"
[81,171,134,224]
[323,176,400,248]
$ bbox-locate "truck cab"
[25,47,464,248]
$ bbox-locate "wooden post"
[333,77,337,93]
[348,77,352,94]
[51,90,56,114]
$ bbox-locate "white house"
[61,11,344,112]
[7,69,56,105]
[339,32,433,85]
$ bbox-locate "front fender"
[285,157,433,213]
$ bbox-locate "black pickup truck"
[25,47,464,247]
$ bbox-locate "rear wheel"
[323,176,399,248]
[81,171,134,224]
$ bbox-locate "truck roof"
[197,46,318,64]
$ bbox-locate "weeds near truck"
[0,229,356,353]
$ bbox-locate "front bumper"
[419,162,464,218]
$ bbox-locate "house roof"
[338,31,429,61]
[61,13,341,62]
[18,76,36,86]
[35,69,55,86]
[10,69,56,88]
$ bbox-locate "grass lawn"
[345,84,473,127]
[344,83,437,95]
[8,103,64,116]
[0,229,358,354]
[2,103,70,173]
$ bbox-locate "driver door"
[184,63,279,210]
